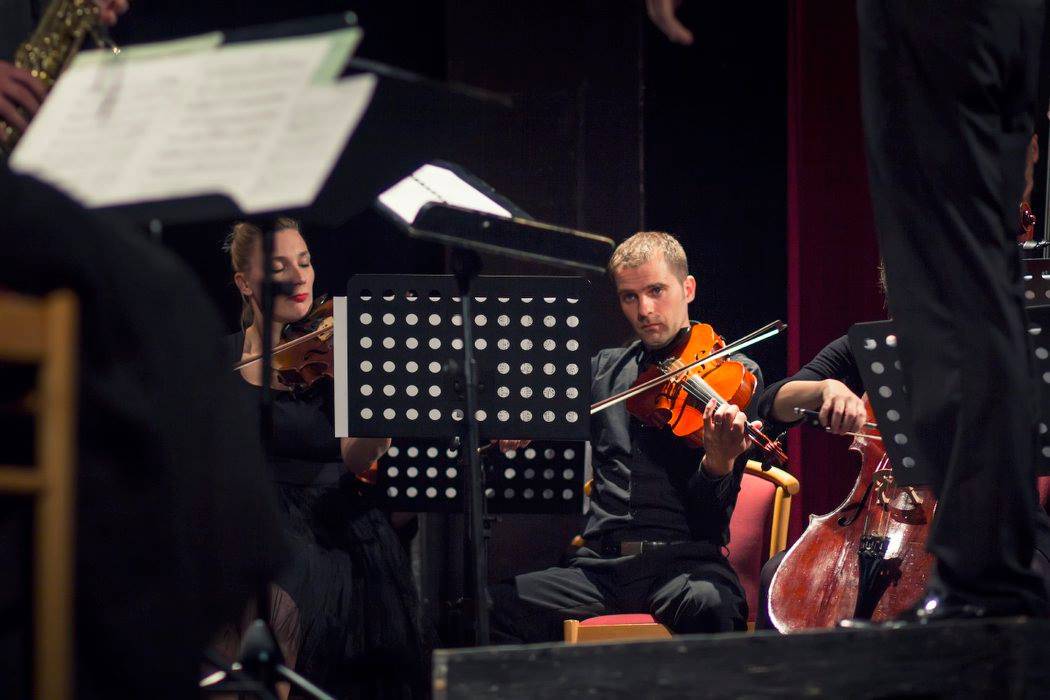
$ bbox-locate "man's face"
[613,254,695,349]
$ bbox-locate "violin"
[767,397,936,630]
[232,296,380,483]
[233,296,335,391]
[594,321,788,467]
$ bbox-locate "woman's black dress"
[227,333,426,699]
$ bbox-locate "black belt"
[598,539,692,557]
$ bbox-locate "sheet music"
[378,163,512,224]
[10,28,373,213]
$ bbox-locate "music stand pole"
[256,227,276,636]
[450,247,490,645]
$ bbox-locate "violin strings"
[661,358,725,406]
[662,359,768,443]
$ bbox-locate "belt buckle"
[619,541,640,556]
[620,540,663,556]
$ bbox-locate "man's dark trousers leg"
[489,546,747,643]
[858,0,1048,614]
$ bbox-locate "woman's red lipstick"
[290,293,309,303]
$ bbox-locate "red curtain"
[785,1,884,538]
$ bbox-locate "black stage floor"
[434,618,1050,699]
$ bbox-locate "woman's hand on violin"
[701,399,759,477]
[493,439,530,453]
[818,380,867,435]
[341,436,392,476]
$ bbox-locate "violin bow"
[232,326,329,372]
[589,320,787,415]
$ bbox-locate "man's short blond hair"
[607,231,688,281]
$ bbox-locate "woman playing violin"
[490,231,765,641]
[221,217,426,699]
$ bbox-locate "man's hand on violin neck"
[700,399,758,477]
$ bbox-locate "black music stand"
[343,275,592,441]
[343,273,595,644]
[367,181,611,644]
[376,439,587,514]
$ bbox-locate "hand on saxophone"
[95,0,129,26]
[0,61,46,132]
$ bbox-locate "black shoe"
[837,593,988,630]
[895,593,989,624]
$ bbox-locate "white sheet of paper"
[378,163,512,224]
[10,29,373,213]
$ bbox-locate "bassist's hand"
[818,379,867,435]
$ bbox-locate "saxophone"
[0,0,119,154]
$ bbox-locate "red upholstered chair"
[564,461,799,642]
[727,462,799,630]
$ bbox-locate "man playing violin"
[489,231,765,641]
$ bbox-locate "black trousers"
[488,544,747,644]
[857,0,1049,614]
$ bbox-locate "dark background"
[110,0,788,376]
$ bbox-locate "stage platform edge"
[433,617,1050,699]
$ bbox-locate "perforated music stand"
[344,273,592,644]
[367,183,612,645]
[344,275,591,440]
[375,439,587,514]
[848,321,930,486]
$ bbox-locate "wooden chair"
[0,291,78,699]
[564,460,799,642]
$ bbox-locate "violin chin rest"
[650,408,673,426]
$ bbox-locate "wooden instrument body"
[625,323,755,447]
[768,404,936,631]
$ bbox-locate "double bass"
[767,398,936,630]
